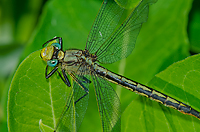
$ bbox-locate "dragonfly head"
[40,41,64,67]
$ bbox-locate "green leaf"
[8,51,71,131]
[122,54,200,131]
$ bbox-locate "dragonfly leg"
[45,66,71,87]
[58,69,71,87]
[45,65,58,79]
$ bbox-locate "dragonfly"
[40,0,200,131]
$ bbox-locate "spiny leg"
[58,69,71,87]
[45,66,71,87]
[45,65,58,79]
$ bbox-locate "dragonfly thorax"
[62,50,97,74]
[62,50,84,73]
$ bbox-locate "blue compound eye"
[47,59,58,67]
[52,43,61,50]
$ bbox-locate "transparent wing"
[96,0,157,64]
[85,0,157,64]
[92,71,121,132]
[55,68,90,131]
[85,0,125,54]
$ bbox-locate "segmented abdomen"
[94,64,200,119]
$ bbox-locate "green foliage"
[6,0,200,132]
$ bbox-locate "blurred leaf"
[122,54,200,131]
[188,0,200,53]
[0,45,23,78]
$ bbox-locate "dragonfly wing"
[85,0,125,54]
[55,70,90,131]
[92,72,121,132]
[96,0,157,64]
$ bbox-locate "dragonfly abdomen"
[94,64,200,119]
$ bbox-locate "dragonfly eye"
[47,59,58,67]
[52,43,61,50]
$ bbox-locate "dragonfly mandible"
[40,0,200,131]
